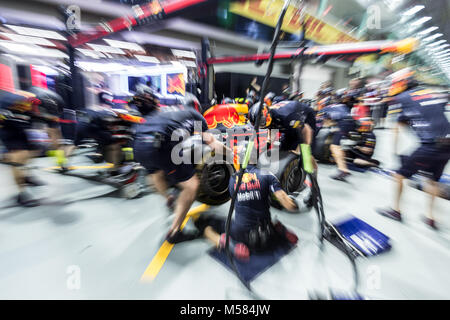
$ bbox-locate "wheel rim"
[205,164,231,196]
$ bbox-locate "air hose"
[223,0,292,296]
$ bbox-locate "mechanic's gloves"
[122,147,134,162]
[47,149,67,167]
[301,144,314,174]
[288,195,300,213]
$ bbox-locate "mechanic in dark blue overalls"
[71,90,133,176]
[132,85,233,243]
[249,98,316,154]
[0,89,63,206]
[194,143,299,261]
[377,69,450,229]
[318,95,356,182]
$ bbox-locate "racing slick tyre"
[259,149,306,210]
[314,128,334,163]
[196,153,234,206]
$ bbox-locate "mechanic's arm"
[202,131,233,158]
[274,189,298,212]
[302,123,313,146]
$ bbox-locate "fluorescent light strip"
[418,27,439,37]
[403,5,424,16]
[76,48,105,59]
[171,49,196,59]
[0,40,68,58]
[104,39,145,52]
[0,32,56,46]
[134,55,160,63]
[423,33,443,42]
[411,16,432,26]
[4,24,66,41]
[427,40,446,47]
[86,43,125,54]
[180,60,197,68]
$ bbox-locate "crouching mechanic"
[193,144,300,260]
[133,86,233,243]
[0,88,63,206]
[377,69,450,229]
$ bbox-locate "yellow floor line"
[140,204,210,283]
[44,164,114,171]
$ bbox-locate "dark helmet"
[387,68,417,96]
[249,102,272,129]
[183,92,202,112]
[288,91,304,101]
[333,88,347,103]
[28,87,64,122]
[319,87,334,97]
[221,97,234,104]
[132,84,159,115]
[98,90,114,107]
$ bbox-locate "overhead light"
[417,27,439,37]
[4,24,66,41]
[430,44,450,52]
[423,33,443,42]
[104,39,145,52]
[134,55,160,63]
[411,16,432,26]
[0,40,68,58]
[0,32,56,46]
[171,49,196,59]
[32,65,59,76]
[75,61,128,72]
[384,0,404,11]
[403,5,425,16]
[180,60,197,68]
[86,43,125,54]
[426,40,446,47]
[76,48,106,59]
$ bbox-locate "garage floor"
[0,122,449,300]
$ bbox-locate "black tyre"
[196,161,234,206]
[280,157,306,195]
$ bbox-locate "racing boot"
[331,170,351,182]
[219,234,250,262]
[17,191,40,207]
[423,216,438,230]
[24,175,46,187]
[376,208,402,222]
[273,221,299,245]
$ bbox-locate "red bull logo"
[167,73,185,96]
[203,104,241,129]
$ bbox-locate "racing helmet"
[132,84,159,115]
[334,88,347,103]
[28,87,64,122]
[183,92,202,112]
[288,91,304,101]
[221,97,234,104]
[387,68,417,97]
[264,92,276,106]
[357,118,374,133]
[249,102,272,129]
[98,90,114,107]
